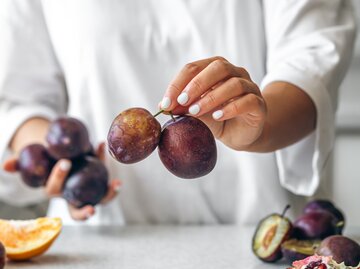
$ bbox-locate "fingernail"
[161,97,171,109]
[189,104,200,115]
[59,160,71,171]
[114,184,121,192]
[177,92,189,105]
[212,110,224,120]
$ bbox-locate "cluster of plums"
[107,107,217,179]
[17,117,109,208]
[252,200,360,266]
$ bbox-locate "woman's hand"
[160,56,267,150]
[3,142,121,221]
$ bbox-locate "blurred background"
[333,0,360,230]
[0,1,359,228]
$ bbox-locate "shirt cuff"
[0,105,58,206]
[260,64,335,196]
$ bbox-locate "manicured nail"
[114,183,121,192]
[161,97,171,109]
[59,160,71,171]
[212,110,224,120]
[189,104,200,115]
[177,92,189,105]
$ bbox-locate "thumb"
[2,158,18,172]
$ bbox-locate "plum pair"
[107,107,217,179]
[17,117,108,208]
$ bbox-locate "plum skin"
[316,235,360,266]
[303,200,345,234]
[46,117,92,160]
[293,211,339,240]
[0,241,5,269]
[63,156,109,208]
[107,108,161,164]
[18,144,55,187]
[158,116,217,179]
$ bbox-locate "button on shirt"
[0,0,356,225]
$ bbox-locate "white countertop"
[6,225,360,269]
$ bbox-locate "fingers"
[96,142,106,162]
[2,158,18,172]
[101,179,122,204]
[161,56,227,111]
[45,159,71,197]
[188,77,256,117]
[69,205,95,221]
[212,93,266,124]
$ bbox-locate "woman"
[0,0,356,224]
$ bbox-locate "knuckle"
[229,77,244,91]
[190,78,203,93]
[167,83,181,94]
[238,67,250,78]
[212,59,231,74]
[205,92,217,106]
[214,56,227,62]
[184,63,201,76]
[230,101,242,114]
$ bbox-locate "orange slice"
[0,217,62,261]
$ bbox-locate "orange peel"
[0,217,62,261]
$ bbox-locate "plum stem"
[281,205,291,218]
[153,110,164,118]
[169,111,176,122]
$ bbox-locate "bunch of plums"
[17,117,108,208]
[107,107,217,179]
[252,200,360,266]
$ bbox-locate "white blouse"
[0,0,356,225]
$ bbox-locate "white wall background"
[333,0,360,229]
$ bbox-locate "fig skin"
[293,211,340,240]
[252,213,292,263]
[158,116,217,179]
[63,156,109,208]
[304,200,345,233]
[107,108,161,164]
[0,242,5,269]
[18,144,55,187]
[316,235,360,266]
[46,117,92,160]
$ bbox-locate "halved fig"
[282,239,320,264]
[252,205,292,262]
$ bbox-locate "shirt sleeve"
[261,0,356,196]
[0,0,67,205]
